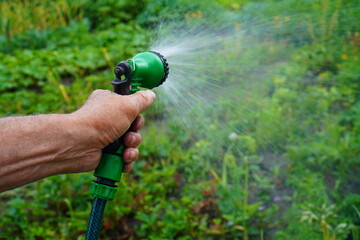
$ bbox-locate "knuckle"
[92,89,111,98]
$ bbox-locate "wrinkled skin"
[0,90,156,192]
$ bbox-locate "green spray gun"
[85,51,169,240]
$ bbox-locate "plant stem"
[222,143,235,186]
[243,156,249,240]
[222,153,227,186]
[321,219,329,240]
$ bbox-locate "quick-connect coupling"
[90,141,124,200]
[90,181,117,201]
[94,150,124,182]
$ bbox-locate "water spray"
[85,51,169,240]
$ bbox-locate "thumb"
[128,90,156,113]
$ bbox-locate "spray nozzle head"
[112,51,169,95]
[146,51,169,87]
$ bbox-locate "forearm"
[0,90,155,193]
[0,114,85,192]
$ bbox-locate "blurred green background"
[0,0,359,239]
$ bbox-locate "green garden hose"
[85,51,169,240]
[85,198,107,240]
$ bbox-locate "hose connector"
[90,182,117,201]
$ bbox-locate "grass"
[0,0,83,39]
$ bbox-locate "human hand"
[0,89,156,192]
[64,89,156,173]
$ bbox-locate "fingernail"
[130,149,137,160]
[144,90,156,100]
[129,134,135,145]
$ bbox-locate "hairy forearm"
[0,90,155,193]
[0,114,86,192]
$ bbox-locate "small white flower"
[228,132,238,141]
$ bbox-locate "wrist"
[57,112,102,173]
[67,111,100,147]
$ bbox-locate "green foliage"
[340,195,360,225]
[0,0,359,239]
[81,0,148,30]
[136,0,228,30]
[0,22,149,115]
[0,0,83,38]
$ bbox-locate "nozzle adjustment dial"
[149,51,169,87]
